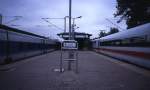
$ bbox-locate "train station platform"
[0,51,150,90]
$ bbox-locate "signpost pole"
[69,0,72,40]
[68,0,73,71]
[59,0,78,73]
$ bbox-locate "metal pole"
[69,0,72,40]
[0,14,2,24]
[60,43,63,72]
[68,0,72,70]
[76,51,78,73]
[64,17,67,33]
[72,18,75,40]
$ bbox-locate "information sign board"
[61,40,78,50]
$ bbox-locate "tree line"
[98,0,150,38]
[115,0,150,29]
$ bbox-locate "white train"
[92,23,150,69]
[0,25,59,64]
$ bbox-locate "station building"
[57,32,92,50]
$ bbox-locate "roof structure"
[57,32,92,39]
[0,24,47,39]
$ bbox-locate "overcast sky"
[0,0,127,39]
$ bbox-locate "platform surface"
[0,51,150,90]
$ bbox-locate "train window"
[114,40,121,46]
[118,36,149,47]
[19,42,23,50]
[131,37,146,43]
[94,36,150,47]
[121,39,130,45]
[98,41,101,47]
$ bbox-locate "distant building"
[57,32,92,50]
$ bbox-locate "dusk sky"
[0,0,127,39]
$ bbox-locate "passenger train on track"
[92,23,150,69]
[0,25,59,64]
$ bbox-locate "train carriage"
[0,25,58,64]
[92,23,150,69]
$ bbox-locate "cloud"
[0,0,126,39]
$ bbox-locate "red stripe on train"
[95,48,150,60]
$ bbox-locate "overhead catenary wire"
[42,18,64,31]
[105,18,125,31]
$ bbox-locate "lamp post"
[72,16,82,40]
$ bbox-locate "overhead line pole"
[64,17,67,33]
[72,16,82,39]
[69,0,72,40]
[63,16,69,33]
[0,14,2,24]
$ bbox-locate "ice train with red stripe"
[92,23,150,69]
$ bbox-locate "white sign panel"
[64,42,76,48]
[62,40,78,50]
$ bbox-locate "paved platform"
[0,51,150,90]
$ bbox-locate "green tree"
[98,30,106,38]
[108,27,119,35]
[115,0,150,29]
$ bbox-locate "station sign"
[61,40,78,50]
